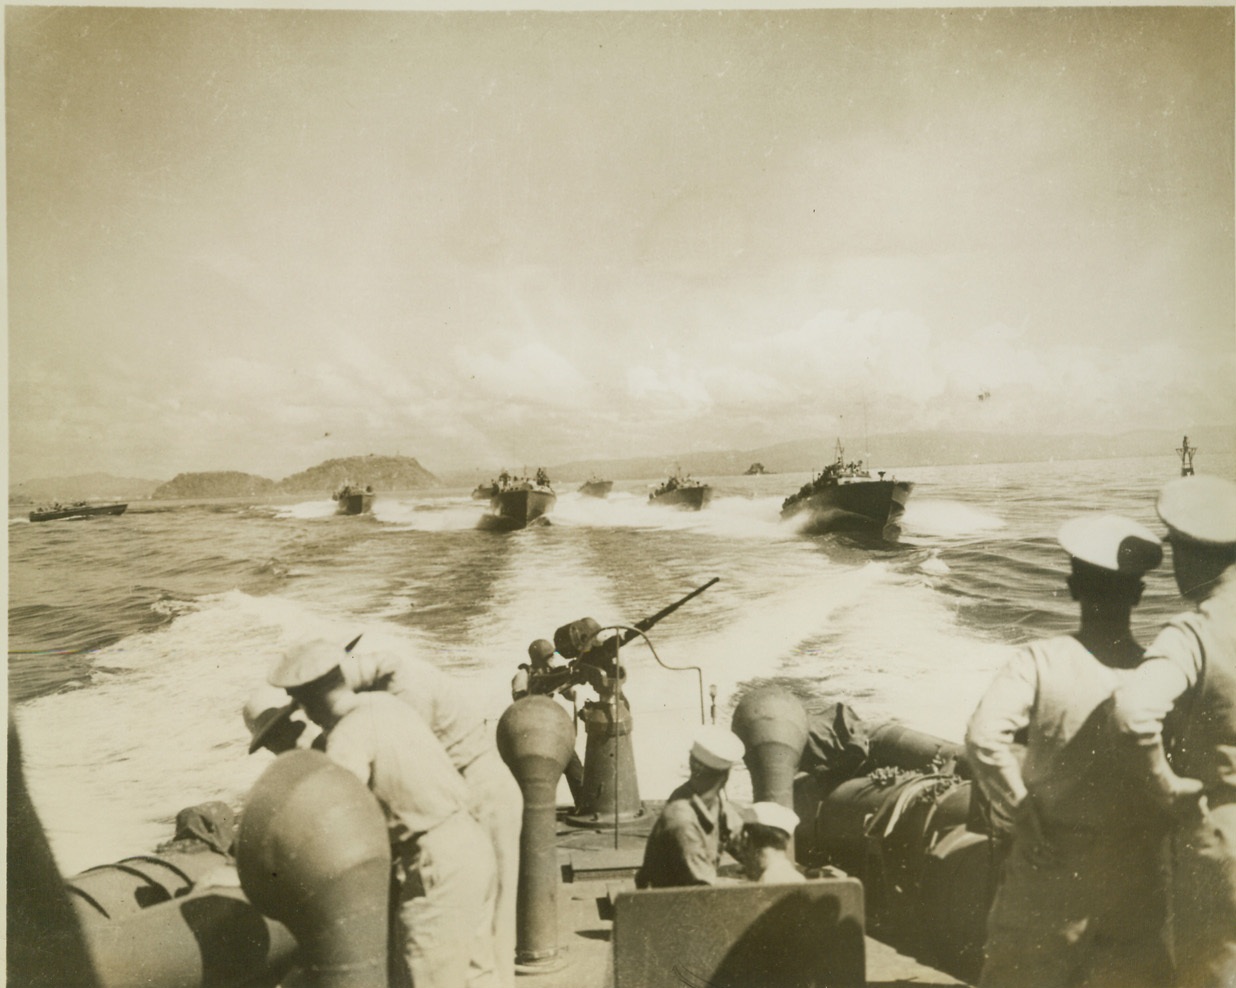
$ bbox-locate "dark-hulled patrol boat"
[578,477,614,499]
[648,468,712,511]
[13,584,989,988]
[332,483,375,516]
[482,469,557,530]
[29,501,128,523]
[781,439,913,540]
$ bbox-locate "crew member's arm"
[340,651,397,694]
[965,649,1036,830]
[1110,621,1205,810]
[659,806,722,886]
[511,666,530,701]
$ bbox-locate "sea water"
[9,453,1232,875]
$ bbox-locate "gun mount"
[527,580,720,827]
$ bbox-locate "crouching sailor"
[269,639,497,988]
[635,725,745,889]
[965,513,1171,988]
[735,802,804,884]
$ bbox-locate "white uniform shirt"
[326,692,470,844]
[966,635,1151,834]
[341,649,490,771]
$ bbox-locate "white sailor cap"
[268,639,346,690]
[1158,475,1236,547]
[1057,513,1163,575]
[690,725,746,771]
[740,801,800,836]
[243,686,297,754]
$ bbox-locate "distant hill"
[9,473,162,504]
[275,455,439,493]
[152,472,277,499]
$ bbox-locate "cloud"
[453,341,589,408]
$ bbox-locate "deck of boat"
[529,807,970,988]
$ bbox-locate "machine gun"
[527,578,720,698]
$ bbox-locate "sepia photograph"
[7,4,1235,987]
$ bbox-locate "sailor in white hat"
[339,636,523,988]
[736,802,805,885]
[1111,474,1236,987]
[269,639,497,988]
[635,724,746,889]
[966,512,1171,988]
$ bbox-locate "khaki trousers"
[395,812,496,988]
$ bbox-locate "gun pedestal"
[552,584,719,828]
[569,692,644,825]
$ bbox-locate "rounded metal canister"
[236,749,391,988]
[497,696,576,971]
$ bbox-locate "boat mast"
[1177,435,1197,476]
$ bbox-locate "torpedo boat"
[648,469,712,510]
[332,483,375,516]
[28,501,128,523]
[578,477,614,499]
[13,586,982,988]
[781,439,912,540]
[483,470,557,530]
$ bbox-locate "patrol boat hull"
[578,480,613,499]
[333,492,374,515]
[648,485,712,510]
[29,503,128,523]
[486,487,557,530]
[782,479,913,540]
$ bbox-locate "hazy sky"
[6,5,1234,483]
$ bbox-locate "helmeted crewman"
[1111,475,1236,988]
[966,513,1171,988]
[340,641,522,988]
[635,725,745,889]
[270,640,496,988]
[512,639,585,809]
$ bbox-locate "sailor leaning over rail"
[268,639,498,988]
[635,725,746,889]
[1109,475,1236,988]
[965,513,1172,988]
[337,638,524,988]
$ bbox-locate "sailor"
[635,724,745,889]
[511,639,586,809]
[965,513,1171,988]
[340,640,522,988]
[269,640,496,988]
[243,684,322,755]
[736,802,805,884]
[1110,474,1236,988]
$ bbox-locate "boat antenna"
[863,401,870,468]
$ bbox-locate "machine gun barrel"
[617,577,720,646]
